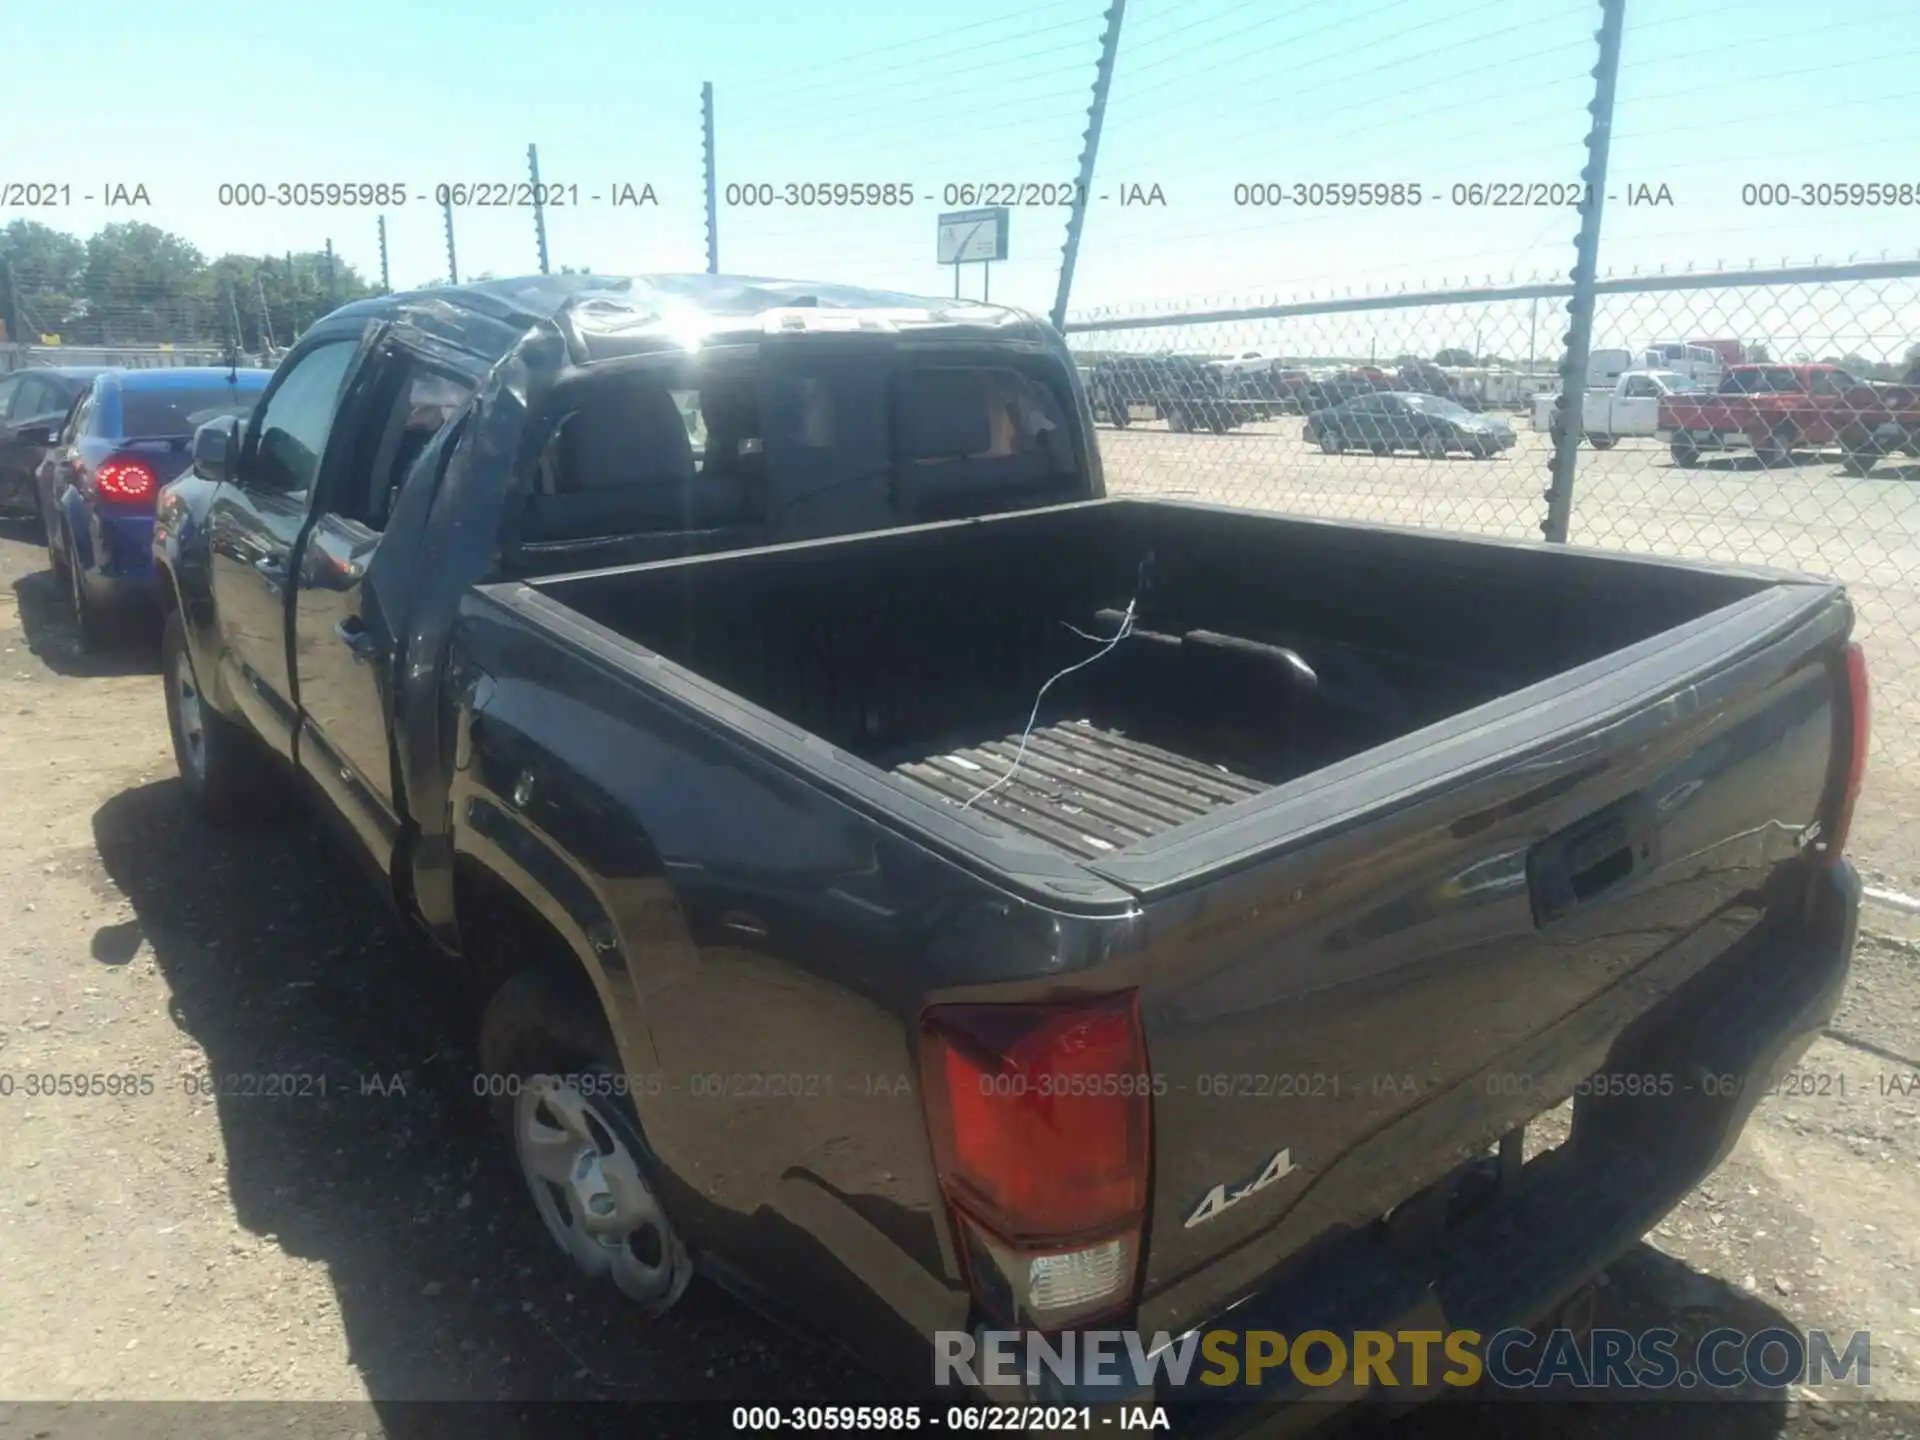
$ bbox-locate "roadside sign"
[937,208,1009,265]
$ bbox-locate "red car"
[1656,363,1920,471]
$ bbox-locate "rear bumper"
[75,509,160,606]
[1043,861,1860,1432]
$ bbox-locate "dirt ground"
[0,515,1915,1439]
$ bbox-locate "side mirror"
[11,424,55,447]
[192,418,239,483]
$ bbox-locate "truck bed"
[523,498,1798,881]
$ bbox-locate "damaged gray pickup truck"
[152,273,1866,1426]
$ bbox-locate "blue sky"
[9,0,1918,317]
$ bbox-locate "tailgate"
[1107,581,1851,1335]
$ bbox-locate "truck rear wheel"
[1753,426,1796,468]
[1670,442,1701,468]
[1586,435,1617,450]
[479,971,693,1317]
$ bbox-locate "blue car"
[37,366,271,649]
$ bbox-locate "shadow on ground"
[90,778,865,1437]
[12,567,161,679]
[1337,1244,1807,1440]
[90,777,1835,1439]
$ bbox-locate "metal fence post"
[1542,0,1625,544]
[443,198,459,285]
[528,143,551,275]
[1050,0,1126,334]
[702,82,719,275]
[377,215,391,293]
[256,271,275,350]
[0,259,20,345]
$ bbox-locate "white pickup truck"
[1531,369,1705,447]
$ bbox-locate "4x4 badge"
[1184,1148,1298,1229]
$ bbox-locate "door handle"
[334,618,378,663]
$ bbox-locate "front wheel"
[1319,434,1345,455]
[1419,431,1447,459]
[1586,435,1617,450]
[1670,442,1702,468]
[163,611,279,820]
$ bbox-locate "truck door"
[1617,372,1662,433]
[207,333,369,758]
[289,335,476,872]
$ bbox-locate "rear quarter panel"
[442,590,1148,1368]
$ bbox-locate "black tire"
[45,510,67,581]
[479,970,693,1317]
[1754,426,1796,468]
[66,534,112,652]
[1586,435,1617,450]
[1671,442,1702,468]
[1320,434,1345,455]
[162,611,280,820]
[1840,453,1877,478]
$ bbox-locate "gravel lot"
[0,482,1915,1438]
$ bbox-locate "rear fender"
[449,791,662,1076]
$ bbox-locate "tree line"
[0,219,379,351]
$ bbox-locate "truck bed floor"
[893,718,1270,859]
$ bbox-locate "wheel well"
[452,854,599,1012]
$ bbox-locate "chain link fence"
[0,343,259,374]
[1065,258,1920,889]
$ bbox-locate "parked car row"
[4,274,1869,1427]
[0,363,272,648]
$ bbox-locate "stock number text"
[218,182,408,208]
[1742,182,1919,207]
[1234,182,1421,207]
[724,182,916,207]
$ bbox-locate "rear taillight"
[1823,641,1870,864]
[919,993,1151,1329]
[95,456,159,506]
